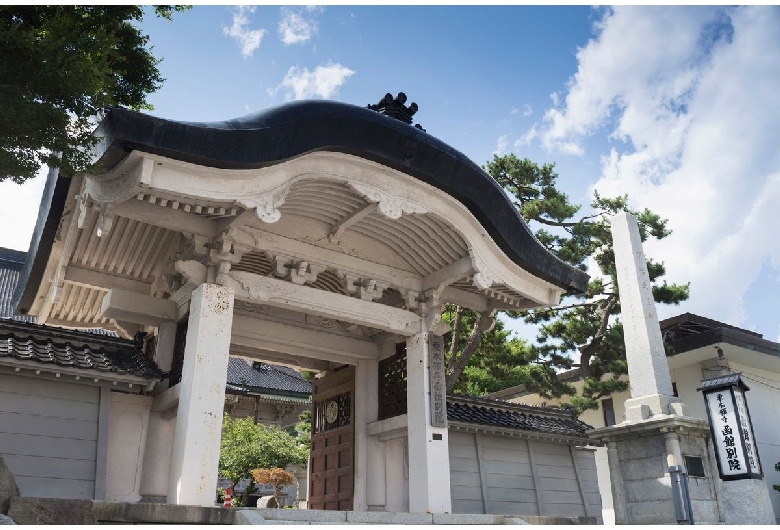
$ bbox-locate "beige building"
[489,312,780,524]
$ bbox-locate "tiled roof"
[1,249,164,380]
[0,248,34,323]
[0,319,166,380]
[226,357,311,397]
[446,394,594,439]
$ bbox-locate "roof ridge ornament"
[367,92,426,131]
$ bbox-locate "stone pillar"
[662,431,683,468]
[138,320,178,502]
[606,442,628,524]
[168,283,234,506]
[354,358,379,511]
[406,332,451,513]
[153,321,177,391]
[611,212,683,420]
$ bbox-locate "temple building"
[7,93,599,516]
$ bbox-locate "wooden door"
[308,366,355,510]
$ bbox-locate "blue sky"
[2,5,780,346]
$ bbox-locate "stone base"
[624,393,685,422]
[721,479,775,525]
[590,415,720,525]
[7,498,97,525]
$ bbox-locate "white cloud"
[510,107,520,116]
[278,6,322,45]
[493,135,508,156]
[523,104,533,117]
[275,63,355,100]
[514,125,538,149]
[223,6,267,57]
[544,6,780,328]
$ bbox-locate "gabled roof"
[446,394,595,443]
[226,357,311,398]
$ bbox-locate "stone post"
[354,358,379,511]
[611,212,683,421]
[662,431,683,468]
[138,321,178,503]
[605,442,628,524]
[406,332,451,513]
[168,283,234,506]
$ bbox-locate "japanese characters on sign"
[733,390,762,474]
[705,391,747,476]
[428,334,447,428]
[699,373,762,480]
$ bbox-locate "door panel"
[308,367,354,510]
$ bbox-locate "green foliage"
[292,409,312,450]
[444,309,536,396]
[471,154,690,413]
[0,5,190,183]
[218,415,308,490]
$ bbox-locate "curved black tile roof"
[0,319,166,380]
[446,394,594,440]
[15,100,589,314]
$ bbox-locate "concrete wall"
[0,373,103,500]
[448,431,601,520]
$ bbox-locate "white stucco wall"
[106,392,152,502]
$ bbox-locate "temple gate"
[13,93,589,512]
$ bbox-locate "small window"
[672,382,679,397]
[684,456,705,478]
[602,398,616,427]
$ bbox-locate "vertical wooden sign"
[428,333,447,428]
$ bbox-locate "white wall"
[106,392,152,502]
[728,361,780,521]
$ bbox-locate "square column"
[168,283,234,506]
[406,333,451,513]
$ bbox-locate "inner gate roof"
[15,99,588,314]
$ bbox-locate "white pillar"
[168,283,234,506]
[406,332,451,513]
[612,212,683,420]
[139,320,178,502]
[154,321,177,386]
[354,358,379,511]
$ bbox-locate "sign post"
[697,373,763,480]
